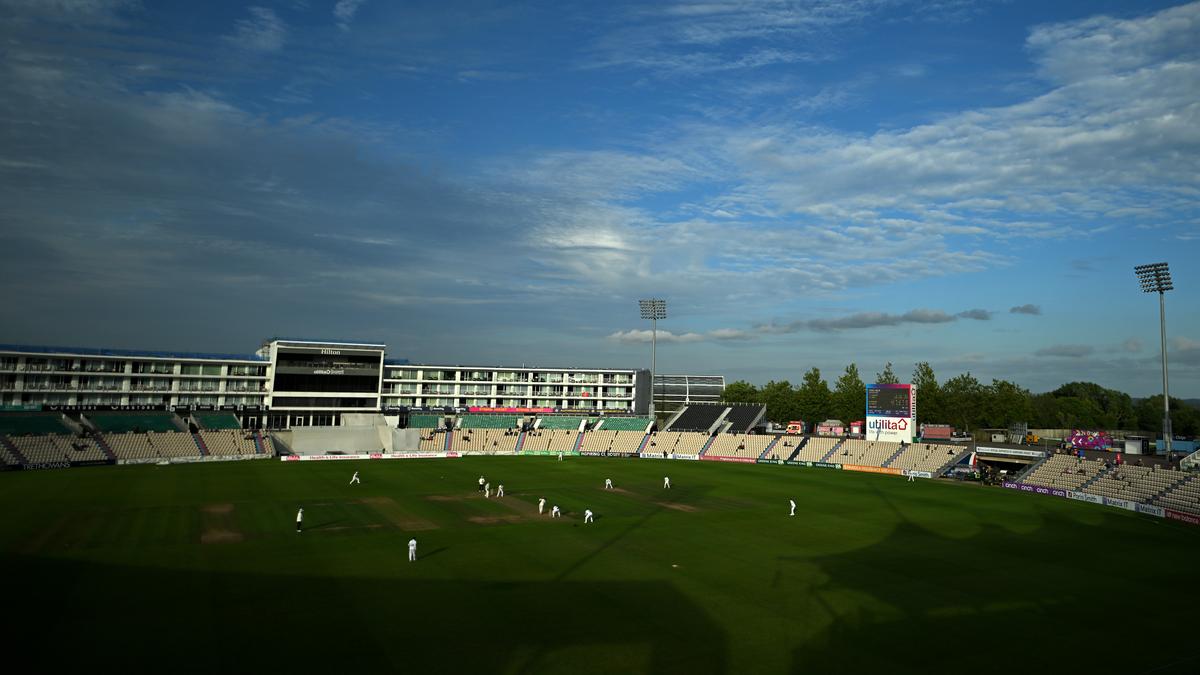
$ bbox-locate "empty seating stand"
[705,433,772,460]
[88,413,181,433]
[722,404,766,433]
[597,417,651,432]
[538,416,591,430]
[1020,454,1108,492]
[457,415,519,430]
[0,414,72,436]
[195,413,241,430]
[666,405,728,432]
[407,414,444,430]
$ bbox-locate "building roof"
[0,344,268,363]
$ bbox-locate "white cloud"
[333,0,366,31]
[227,6,286,52]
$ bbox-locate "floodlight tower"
[638,299,667,422]
[1135,262,1174,458]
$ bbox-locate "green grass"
[2,458,1198,674]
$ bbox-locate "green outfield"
[2,458,1198,674]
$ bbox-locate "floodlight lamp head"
[1134,262,1173,293]
[638,299,667,320]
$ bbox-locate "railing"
[1182,449,1200,471]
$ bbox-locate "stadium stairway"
[934,447,974,477]
[0,434,30,465]
[253,432,267,455]
[94,435,117,462]
[784,437,807,462]
[515,431,526,454]
[192,429,211,456]
[820,439,845,463]
[572,433,585,454]
[1014,453,1051,483]
[880,444,908,468]
[1078,467,1112,491]
[757,436,781,461]
[698,435,717,457]
[636,434,651,455]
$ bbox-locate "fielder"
[789,499,796,517]
[408,538,417,562]
[497,484,505,497]
[584,509,594,523]
[557,451,564,462]
[478,475,486,492]
[349,471,361,485]
[907,472,915,483]
[550,505,561,518]
[605,478,613,490]
[663,476,671,489]
[484,482,491,498]
[538,497,546,514]
[295,507,304,533]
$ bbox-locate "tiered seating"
[151,432,202,458]
[258,433,276,456]
[538,416,590,430]
[0,437,21,465]
[0,414,72,436]
[888,443,960,474]
[598,417,651,432]
[722,404,765,433]
[88,413,180,433]
[453,429,516,455]
[195,413,241,430]
[666,404,728,432]
[646,431,684,454]
[7,434,68,463]
[609,431,646,455]
[1086,465,1189,505]
[457,415,519,429]
[831,438,899,467]
[199,430,258,456]
[103,433,158,460]
[522,429,580,452]
[418,431,446,452]
[407,414,444,429]
[55,435,106,462]
[705,433,772,459]
[1020,454,1108,491]
[793,437,837,462]
[1154,474,1200,515]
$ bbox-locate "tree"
[942,372,985,431]
[832,363,866,424]
[720,380,759,405]
[759,380,799,425]
[984,379,1032,428]
[797,368,833,425]
[911,362,942,426]
[875,362,899,384]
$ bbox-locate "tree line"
[720,362,1199,437]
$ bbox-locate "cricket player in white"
[551,505,561,518]
[789,499,796,516]
[605,478,613,490]
[584,509,594,523]
[497,484,505,497]
[484,482,491,498]
[295,508,303,533]
[663,476,671,489]
[557,451,564,462]
[907,472,915,482]
[538,497,546,514]
[349,471,361,485]
[408,538,417,562]
[478,475,485,492]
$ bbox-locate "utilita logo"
[868,418,909,431]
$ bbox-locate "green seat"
[599,417,651,431]
[88,413,179,433]
[0,414,71,436]
[195,413,241,430]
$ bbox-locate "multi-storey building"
[1,339,660,428]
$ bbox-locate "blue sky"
[0,0,1197,396]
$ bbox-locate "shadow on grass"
[784,507,1200,675]
[1,554,729,675]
